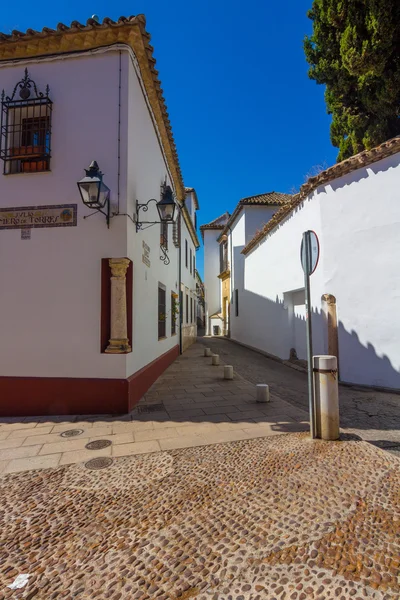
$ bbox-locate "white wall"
[0,51,127,379]
[124,51,180,378]
[180,216,197,348]
[238,153,400,389]
[203,229,221,333]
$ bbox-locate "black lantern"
[136,182,177,233]
[156,184,176,222]
[77,161,111,226]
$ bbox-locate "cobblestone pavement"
[0,433,399,599]
[200,337,400,453]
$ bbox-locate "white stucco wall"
[203,229,222,334]
[0,51,127,379]
[180,216,197,348]
[238,153,400,389]
[124,50,181,378]
[0,46,188,382]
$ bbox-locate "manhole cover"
[137,403,164,413]
[85,457,113,470]
[60,429,84,438]
[85,439,112,450]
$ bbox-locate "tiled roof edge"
[217,192,290,242]
[242,136,400,255]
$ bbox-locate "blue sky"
[1,0,336,276]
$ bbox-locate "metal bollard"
[256,384,270,403]
[204,347,212,357]
[212,354,220,366]
[224,365,233,380]
[313,355,340,440]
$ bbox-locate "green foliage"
[304,0,400,161]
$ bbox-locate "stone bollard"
[256,384,270,403]
[212,354,220,366]
[313,355,340,440]
[204,347,212,357]
[224,365,233,380]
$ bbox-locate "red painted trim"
[0,376,128,417]
[0,344,179,417]
[100,258,111,352]
[128,344,179,411]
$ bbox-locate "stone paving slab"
[0,343,307,474]
[0,433,399,599]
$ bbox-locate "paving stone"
[7,425,53,439]
[39,439,89,455]
[0,444,41,461]
[0,438,26,450]
[4,453,61,474]
[60,446,112,465]
[112,441,160,457]
[159,435,208,450]
[134,427,180,442]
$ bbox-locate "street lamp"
[77,160,111,227]
[135,182,177,266]
[136,183,176,232]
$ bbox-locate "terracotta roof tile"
[217,191,291,241]
[242,136,400,255]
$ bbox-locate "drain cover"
[85,439,112,450]
[60,429,84,438]
[137,403,164,413]
[85,457,113,470]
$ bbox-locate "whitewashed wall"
[0,46,185,382]
[180,213,197,349]
[203,229,222,334]
[240,153,400,389]
[0,51,127,379]
[124,50,180,378]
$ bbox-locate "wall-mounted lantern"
[135,181,177,266]
[135,182,176,232]
[77,160,111,227]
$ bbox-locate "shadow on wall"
[231,259,400,390]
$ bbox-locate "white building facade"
[208,139,400,390]
[0,16,199,416]
[200,213,230,336]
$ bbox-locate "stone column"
[321,294,339,375]
[105,258,132,354]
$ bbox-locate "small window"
[171,293,177,335]
[185,239,188,268]
[160,221,168,250]
[186,293,189,324]
[0,70,52,175]
[190,297,193,323]
[158,285,166,339]
[193,254,196,275]
[235,289,239,316]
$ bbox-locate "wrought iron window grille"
[0,69,52,175]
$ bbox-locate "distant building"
[0,15,199,416]
[200,212,230,336]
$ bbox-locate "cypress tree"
[304,0,400,161]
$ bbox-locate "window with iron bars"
[0,69,52,175]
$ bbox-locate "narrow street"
[199,336,400,455]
